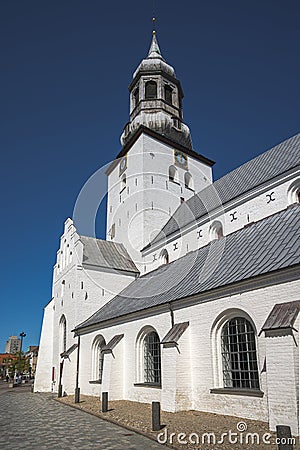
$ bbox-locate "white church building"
[35,31,300,436]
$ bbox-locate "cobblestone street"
[0,384,165,449]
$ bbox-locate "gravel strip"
[57,395,298,449]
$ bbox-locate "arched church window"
[210,220,223,240]
[221,317,259,389]
[164,85,173,105]
[143,331,161,384]
[59,315,67,354]
[169,165,178,183]
[184,172,194,190]
[92,335,106,383]
[160,249,169,265]
[145,81,157,100]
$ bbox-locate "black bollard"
[102,391,108,413]
[276,425,294,450]
[152,401,161,431]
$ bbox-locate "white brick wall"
[76,278,299,434]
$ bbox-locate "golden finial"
[152,16,156,34]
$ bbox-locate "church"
[34,30,300,436]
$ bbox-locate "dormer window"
[145,81,157,99]
[164,85,173,105]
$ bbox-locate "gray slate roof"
[80,236,139,273]
[149,133,300,247]
[75,206,300,332]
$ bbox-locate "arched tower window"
[164,85,173,105]
[184,172,194,190]
[221,317,259,389]
[120,174,126,192]
[145,81,157,99]
[59,315,67,354]
[160,249,169,265]
[169,165,178,183]
[92,335,106,383]
[210,221,223,240]
[143,331,161,384]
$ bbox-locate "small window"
[110,223,116,239]
[210,221,223,240]
[172,117,181,129]
[120,174,126,192]
[145,81,157,99]
[169,165,178,183]
[184,172,194,190]
[160,249,169,265]
[164,85,173,105]
[287,179,300,205]
[144,331,161,384]
[221,317,259,389]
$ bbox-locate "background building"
[5,336,21,354]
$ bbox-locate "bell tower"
[121,31,193,150]
[106,31,214,271]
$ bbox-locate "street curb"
[54,397,174,449]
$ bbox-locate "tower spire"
[147,18,163,60]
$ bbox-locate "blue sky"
[1,0,299,350]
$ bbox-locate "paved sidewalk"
[0,387,165,449]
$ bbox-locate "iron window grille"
[98,349,104,383]
[144,331,161,384]
[221,317,259,389]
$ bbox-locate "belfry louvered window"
[145,81,157,99]
[144,331,161,384]
[221,317,259,389]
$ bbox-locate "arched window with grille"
[143,331,161,384]
[221,317,259,389]
[59,315,67,354]
[145,81,157,99]
[91,335,106,383]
